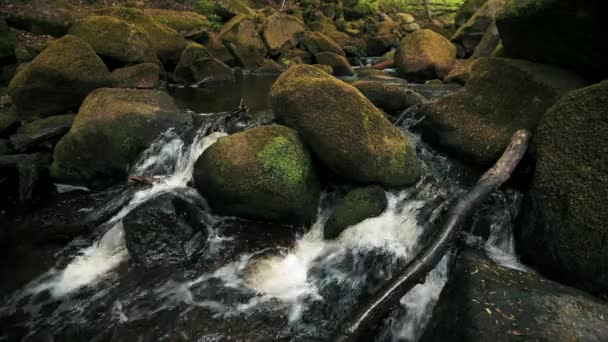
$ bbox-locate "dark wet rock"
[0,20,17,62]
[496,0,603,81]
[16,113,75,135]
[111,63,160,89]
[308,15,351,46]
[255,59,284,75]
[455,0,487,27]
[51,88,192,188]
[353,81,426,116]
[144,9,211,39]
[1,0,84,37]
[314,52,355,76]
[279,48,313,65]
[517,80,608,297]
[420,250,608,342]
[325,186,387,240]
[260,13,305,55]
[271,65,419,187]
[218,14,267,69]
[0,109,19,137]
[362,34,398,56]
[451,0,506,57]
[0,152,51,202]
[194,124,320,224]
[8,35,112,119]
[444,57,481,84]
[174,43,234,84]
[123,193,209,268]
[0,138,11,155]
[205,37,238,67]
[471,20,500,58]
[10,113,74,152]
[418,57,586,166]
[299,31,345,57]
[395,29,456,80]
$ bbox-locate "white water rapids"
[0,122,526,341]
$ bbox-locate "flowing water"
[0,77,524,341]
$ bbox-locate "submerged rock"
[218,14,267,69]
[314,52,355,76]
[111,63,160,89]
[8,35,112,118]
[193,124,320,224]
[325,186,387,240]
[418,57,586,166]
[261,13,305,55]
[421,250,608,342]
[174,43,234,84]
[496,0,603,81]
[123,193,209,268]
[395,29,456,80]
[353,81,426,116]
[271,65,419,187]
[517,80,608,296]
[68,15,156,65]
[51,88,192,188]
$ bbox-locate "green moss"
[258,136,305,189]
[144,9,211,38]
[324,186,387,239]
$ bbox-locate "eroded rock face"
[123,193,209,268]
[218,14,267,69]
[496,0,603,81]
[51,88,192,188]
[324,186,387,240]
[68,15,156,65]
[261,13,305,55]
[111,63,160,89]
[193,124,320,224]
[271,65,420,187]
[517,80,608,296]
[8,35,111,118]
[395,29,456,80]
[299,31,345,56]
[418,57,586,166]
[420,251,608,342]
[174,43,234,84]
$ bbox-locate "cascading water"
[0,111,525,341]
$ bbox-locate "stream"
[0,75,525,342]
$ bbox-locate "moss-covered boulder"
[218,14,267,69]
[516,80,608,296]
[2,0,84,37]
[261,13,305,55]
[111,63,160,89]
[308,15,352,46]
[193,124,320,224]
[144,9,210,39]
[444,57,481,84]
[255,59,284,74]
[68,15,156,65]
[0,20,18,61]
[314,52,354,76]
[496,0,603,81]
[271,65,420,187]
[418,57,586,166]
[212,0,256,21]
[8,35,111,118]
[174,43,234,84]
[395,29,456,80]
[51,88,192,188]
[353,81,426,116]
[299,31,345,57]
[93,7,188,65]
[206,37,237,67]
[324,186,387,240]
[451,0,506,57]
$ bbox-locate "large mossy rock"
[516,81,608,296]
[93,7,188,65]
[0,20,18,61]
[261,13,305,55]
[271,65,420,187]
[353,81,426,116]
[395,29,456,80]
[2,0,84,37]
[111,63,160,89]
[299,31,345,56]
[451,0,506,57]
[418,57,586,166]
[68,15,155,65]
[51,88,192,188]
[144,9,210,39]
[8,35,111,118]
[420,251,608,342]
[174,43,234,84]
[496,0,602,81]
[324,186,387,240]
[218,14,267,69]
[193,124,320,224]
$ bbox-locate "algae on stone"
[324,186,387,239]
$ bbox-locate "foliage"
[188,0,223,31]
[208,14,223,31]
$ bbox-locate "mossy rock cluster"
[260,13,305,55]
[418,57,586,166]
[212,0,256,21]
[271,65,420,187]
[174,43,234,84]
[144,9,210,39]
[516,80,608,296]
[193,124,320,224]
[496,0,603,81]
[0,20,18,61]
[68,15,156,65]
[3,0,84,37]
[218,14,267,69]
[395,29,456,80]
[324,186,387,240]
[8,35,111,118]
[111,63,160,89]
[451,0,507,57]
[299,31,345,57]
[353,81,426,116]
[51,88,192,188]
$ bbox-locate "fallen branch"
[370,60,394,70]
[333,129,532,342]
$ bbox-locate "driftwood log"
[334,129,532,342]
